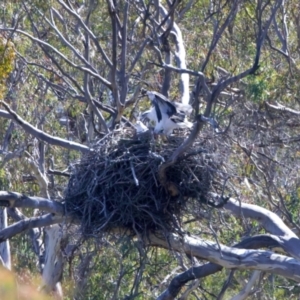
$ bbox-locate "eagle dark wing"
[151,92,177,118]
[170,112,186,123]
[152,99,163,122]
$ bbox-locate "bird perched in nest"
[134,120,149,134]
[141,90,193,136]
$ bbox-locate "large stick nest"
[64,128,222,237]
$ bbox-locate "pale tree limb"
[224,197,300,259]
[41,224,64,299]
[0,191,65,215]
[265,102,300,115]
[0,101,91,153]
[231,270,261,300]
[224,197,294,237]
[0,208,11,270]
[160,5,190,105]
[148,232,300,282]
[156,234,283,300]
[157,193,300,299]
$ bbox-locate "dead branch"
[0,191,64,215]
[149,232,300,282]
[265,102,300,115]
[231,270,260,300]
[0,101,91,153]
[0,27,112,88]
[0,213,65,243]
[156,233,288,300]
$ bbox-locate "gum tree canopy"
[0,0,300,299]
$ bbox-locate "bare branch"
[0,191,65,215]
[156,233,286,300]
[265,102,300,115]
[148,232,300,282]
[119,1,129,105]
[201,0,240,72]
[224,197,296,238]
[157,263,222,300]
[160,4,190,104]
[231,270,261,300]
[25,153,49,198]
[0,27,112,88]
[0,101,91,153]
[0,209,11,270]
[57,0,113,68]
[0,213,64,243]
[42,224,64,299]
[224,197,300,260]
[107,0,123,123]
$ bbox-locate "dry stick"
[130,159,139,186]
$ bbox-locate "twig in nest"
[130,159,139,186]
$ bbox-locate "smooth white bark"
[149,233,300,282]
[42,224,64,299]
[0,208,11,270]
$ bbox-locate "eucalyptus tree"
[0,0,300,299]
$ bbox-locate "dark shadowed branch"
[0,213,65,243]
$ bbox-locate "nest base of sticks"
[65,128,222,237]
